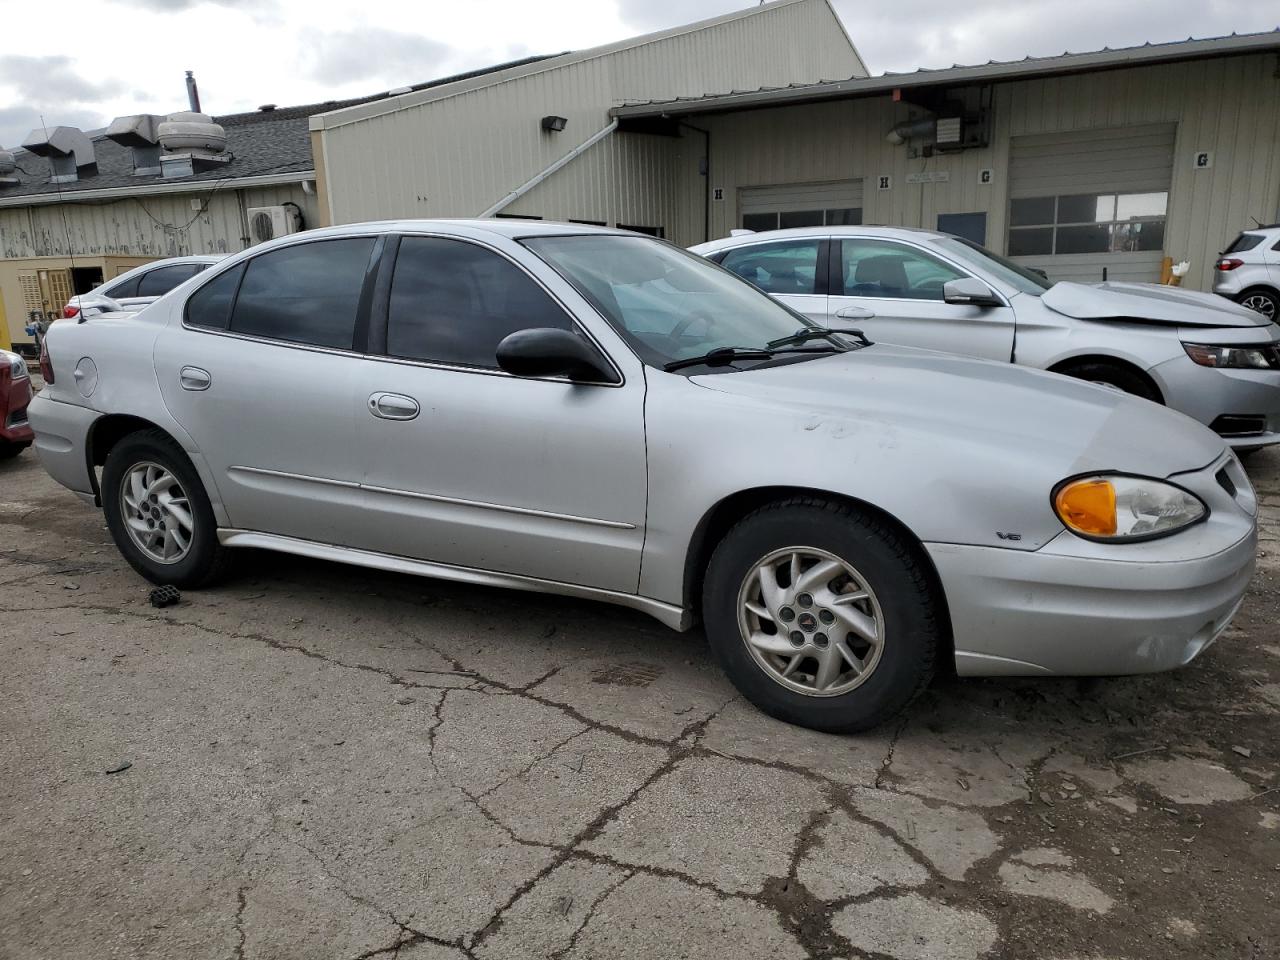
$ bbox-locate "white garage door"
[1007,124,1175,283]
[740,180,863,232]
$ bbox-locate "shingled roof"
[0,53,560,202]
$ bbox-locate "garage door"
[740,180,863,232]
[1007,124,1175,283]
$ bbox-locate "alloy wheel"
[120,461,195,564]
[1240,293,1276,319]
[736,546,885,697]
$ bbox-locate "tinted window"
[720,240,821,295]
[186,264,245,330]
[103,275,141,298]
[840,239,966,301]
[230,238,375,349]
[1009,197,1055,227]
[137,263,205,297]
[387,237,573,367]
[1225,233,1264,254]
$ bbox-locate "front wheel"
[102,429,231,587]
[702,498,940,733]
[1058,361,1161,404]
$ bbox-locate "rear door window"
[102,275,142,298]
[229,238,376,349]
[137,263,206,297]
[386,236,574,368]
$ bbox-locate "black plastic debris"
[149,585,181,608]
[105,761,132,775]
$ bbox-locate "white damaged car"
[693,227,1280,451]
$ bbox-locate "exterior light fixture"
[541,115,568,132]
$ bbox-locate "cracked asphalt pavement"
[1,440,1278,959]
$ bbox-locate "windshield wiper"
[663,346,776,372]
[767,326,871,349]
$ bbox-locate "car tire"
[702,497,940,733]
[0,440,30,460]
[1059,361,1161,404]
[1237,287,1279,321]
[102,428,231,588]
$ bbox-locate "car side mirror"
[496,328,615,383]
[943,278,1002,308]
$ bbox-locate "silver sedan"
[692,227,1280,452]
[28,220,1259,732]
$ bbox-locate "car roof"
[691,225,951,253]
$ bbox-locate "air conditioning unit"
[247,205,301,244]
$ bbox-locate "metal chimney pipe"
[185,71,201,113]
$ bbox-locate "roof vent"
[157,111,231,178]
[106,114,164,176]
[0,148,17,187]
[20,126,97,183]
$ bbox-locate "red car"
[1,349,34,460]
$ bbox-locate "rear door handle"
[369,392,420,421]
[835,306,876,320]
[180,366,211,391]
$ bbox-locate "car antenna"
[1252,216,1264,228]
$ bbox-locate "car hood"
[690,345,1225,478]
[1041,280,1268,327]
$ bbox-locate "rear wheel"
[702,498,940,733]
[102,429,231,587]
[1237,287,1278,321]
[1057,360,1161,403]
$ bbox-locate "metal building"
[309,0,866,231]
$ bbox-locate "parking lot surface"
[1,442,1278,960]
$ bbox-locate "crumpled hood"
[1041,281,1268,327]
[691,344,1225,479]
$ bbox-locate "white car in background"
[1213,223,1280,320]
[692,226,1280,451]
[63,255,225,320]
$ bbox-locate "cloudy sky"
[1,0,1276,148]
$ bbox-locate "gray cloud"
[0,106,106,152]
[303,27,453,86]
[0,56,123,148]
[108,0,265,9]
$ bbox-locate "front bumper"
[929,452,1258,676]
[27,394,97,500]
[1151,352,1280,449]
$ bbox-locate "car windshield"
[935,236,1053,297]
[523,234,842,370]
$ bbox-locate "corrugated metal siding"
[1008,124,1176,196]
[0,183,315,259]
[318,0,863,229]
[687,53,1280,290]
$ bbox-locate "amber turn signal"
[1054,478,1117,536]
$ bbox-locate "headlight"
[1182,341,1280,369]
[1052,475,1207,541]
[2,350,27,380]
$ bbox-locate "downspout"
[479,119,619,218]
[677,119,711,244]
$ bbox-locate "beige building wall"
[312,0,864,230]
[0,182,319,261]
[692,52,1280,291]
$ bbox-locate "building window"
[743,207,862,232]
[616,223,665,238]
[1008,192,1167,257]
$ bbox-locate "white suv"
[1214,225,1280,320]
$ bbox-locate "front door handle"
[180,366,211,391]
[835,306,876,320]
[369,392,420,421]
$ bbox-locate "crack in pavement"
[548,869,635,960]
